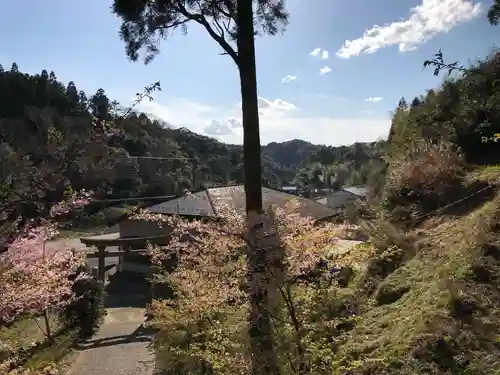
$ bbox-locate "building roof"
[315,197,328,205]
[146,185,336,220]
[341,186,370,197]
[147,190,215,217]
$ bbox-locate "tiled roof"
[315,197,328,205]
[208,185,336,220]
[146,190,216,216]
[342,186,370,197]
[145,185,337,220]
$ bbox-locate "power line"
[1,194,182,208]
[126,156,197,160]
[403,184,495,224]
[86,195,177,204]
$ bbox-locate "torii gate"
[79,232,170,283]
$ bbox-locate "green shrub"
[59,264,106,338]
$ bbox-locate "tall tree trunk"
[236,1,280,374]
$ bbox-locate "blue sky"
[0,0,497,146]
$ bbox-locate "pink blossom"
[0,190,92,323]
[49,189,92,217]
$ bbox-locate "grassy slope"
[334,167,500,375]
[0,313,77,373]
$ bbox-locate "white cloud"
[137,96,390,146]
[364,96,383,103]
[281,74,298,83]
[257,97,297,112]
[336,0,482,59]
[204,120,234,136]
[319,66,332,75]
[227,117,242,128]
[309,48,329,60]
[309,48,321,56]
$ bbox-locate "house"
[120,185,336,238]
[279,185,299,195]
[316,185,370,211]
[117,185,337,273]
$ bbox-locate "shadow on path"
[67,271,156,375]
[104,270,152,309]
[75,324,157,350]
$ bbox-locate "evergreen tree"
[78,90,88,113]
[90,88,109,121]
[410,97,422,108]
[397,96,408,110]
[66,81,80,113]
[112,2,290,372]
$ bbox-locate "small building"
[279,185,299,195]
[117,185,337,273]
[317,185,370,211]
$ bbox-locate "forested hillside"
[0,63,385,226]
[382,50,500,221]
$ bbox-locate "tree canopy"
[112,0,288,65]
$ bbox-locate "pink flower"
[0,190,92,323]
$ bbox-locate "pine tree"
[398,96,408,110]
[66,81,80,113]
[90,88,109,121]
[410,97,422,108]
[112,1,289,373]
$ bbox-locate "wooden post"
[119,244,130,272]
[97,245,106,283]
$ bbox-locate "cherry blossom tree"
[0,190,92,341]
[134,199,359,373]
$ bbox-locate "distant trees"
[0,63,382,229]
[409,51,500,164]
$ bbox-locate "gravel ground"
[66,308,154,375]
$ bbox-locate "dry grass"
[467,164,500,184]
[0,313,77,374]
[0,313,61,349]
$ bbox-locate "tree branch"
[174,4,239,65]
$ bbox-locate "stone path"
[59,237,363,375]
[65,270,155,375]
[66,308,154,375]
